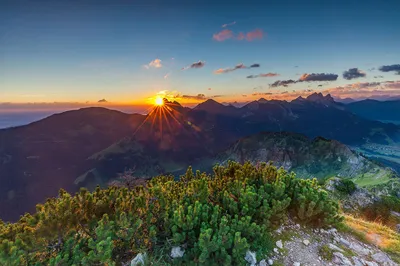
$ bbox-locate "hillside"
[346,99,400,124]
[194,132,395,181]
[0,107,144,221]
[1,94,400,221]
[0,162,398,266]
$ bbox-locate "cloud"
[252,92,273,96]
[98,99,108,103]
[270,79,297,87]
[299,73,338,82]
[247,73,279,79]
[213,29,263,42]
[379,64,400,73]
[222,21,236,28]
[237,29,263,41]
[214,63,260,74]
[343,68,366,80]
[374,75,384,78]
[181,94,206,100]
[384,81,400,89]
[213,29,234,41]
[181,61,206,70]
[164,73,171,79]
[144,59,162,69]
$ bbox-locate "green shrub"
[335,179,357,195]
[0,161,342,265]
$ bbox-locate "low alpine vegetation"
[0,161,342,265]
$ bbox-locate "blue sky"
[1,0,400,106]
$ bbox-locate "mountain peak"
[306,92,335,103]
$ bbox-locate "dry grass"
[343,214,400,262]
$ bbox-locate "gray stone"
[303,239,310,246]
[339,238,351,248]
[170,246,185,258]
[365,261,379,266]
[328,243,344,253]
[293,262,300,266]
[371,252,394,265]
[332,252,353,266]
[276,240,283,249]
[352,256,365,266]
[396,224,400,233]
[245,250,257,266]
[274,248,279,254]
[131,253,146,266]
[268,259,274,265]
[350,242,371,256]
[259,259,268,266]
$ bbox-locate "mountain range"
[0,93,399,221]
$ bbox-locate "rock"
[396,224,400,233]
[170,246,185,258]
[328,228,337,235]
[130,253,146,266]
[328,243,344,252]
[339,238,351,248]
[274,248,279,254]
[276,240,283,249]
[350,242,371,256]
[259,259,268,266]
[332,252,353,266]
[245,250,257,265]
[294,224,301,229]
[371,252,394,265]
[293,262,301,266]
[302,239,310,246]
[268,259,274,265]
[365,261,379,266]
[352,256,365,266]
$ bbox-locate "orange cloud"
[213,29,234,41]
[213,29,263,42]
[243,29,263,41]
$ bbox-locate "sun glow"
[155,96,164,106]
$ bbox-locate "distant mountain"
[0,107,144,221]
[346,99,400,123]
[192,132,394,180]
[1,93,400,221]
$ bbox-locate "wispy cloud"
[247,73,279,79]
[98,99,108,103]
[164,72,171,79]
[222,21,236,28]
[181,61,206,70]
[213,29,234,41]
[343,68,366,80]
[214,63,260,74]
[213,29,263,42]
[237,29,263,41]
[270,79,297,87]
[143,58,162,69]
[181,94,207,100]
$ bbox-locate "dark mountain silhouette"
[1,94,400,221]
[346,99,400,123]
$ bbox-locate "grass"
[352,170,392,187]
[342,214,400,263]
[319,244,334,261]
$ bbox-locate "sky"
[1,0,400,113]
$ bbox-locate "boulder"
[276,240,283,249]
[170,246,185,258]
[245,250,257,265]
[130,253,146,266]
[332,252,353,266]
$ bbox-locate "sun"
[154,96,164,106]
